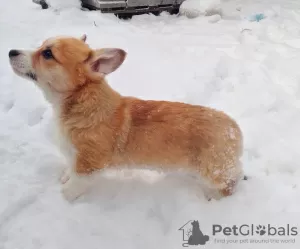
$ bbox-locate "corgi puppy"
[9,35,244,202]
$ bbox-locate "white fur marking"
[61,171,92,201]
[60,167,71,184]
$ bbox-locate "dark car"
[33,0,186,19]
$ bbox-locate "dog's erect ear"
[80,34,87,42]
[88,48,126,75]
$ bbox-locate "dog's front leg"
[61,153,103,202]
[60,167,72,184]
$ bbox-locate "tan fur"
[9,35,244,201]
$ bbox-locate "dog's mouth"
[10,62,37,81]
[10,65,24,77]
[25,72,37,81]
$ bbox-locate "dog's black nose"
[9,50,20,58]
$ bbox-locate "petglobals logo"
[212,224,298,237]
[178,221,299,247]
[178,220,210,247]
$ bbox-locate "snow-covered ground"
[1,0,300,248]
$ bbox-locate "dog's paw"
[61,175,90,202]
[60,167,71,184]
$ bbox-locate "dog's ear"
[88,48,126,75]
[80,34,87,42]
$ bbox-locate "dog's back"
[110,97,243,197]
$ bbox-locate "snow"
[43,0,81,9]
[1,0,300,248]
[180,0,222,18]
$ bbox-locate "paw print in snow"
[256,225,266,236]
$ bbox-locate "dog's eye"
[42,49,53,60]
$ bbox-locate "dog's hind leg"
[198,157,244,200]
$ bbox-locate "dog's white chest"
[53,116,76,165]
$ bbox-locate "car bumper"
[81,0,184,14]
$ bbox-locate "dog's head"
[191,220,200,229]
[9,34,126,103]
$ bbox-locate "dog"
[9,35,244,202]
[188,220,209,245]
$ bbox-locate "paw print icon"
[256,225,266,236]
